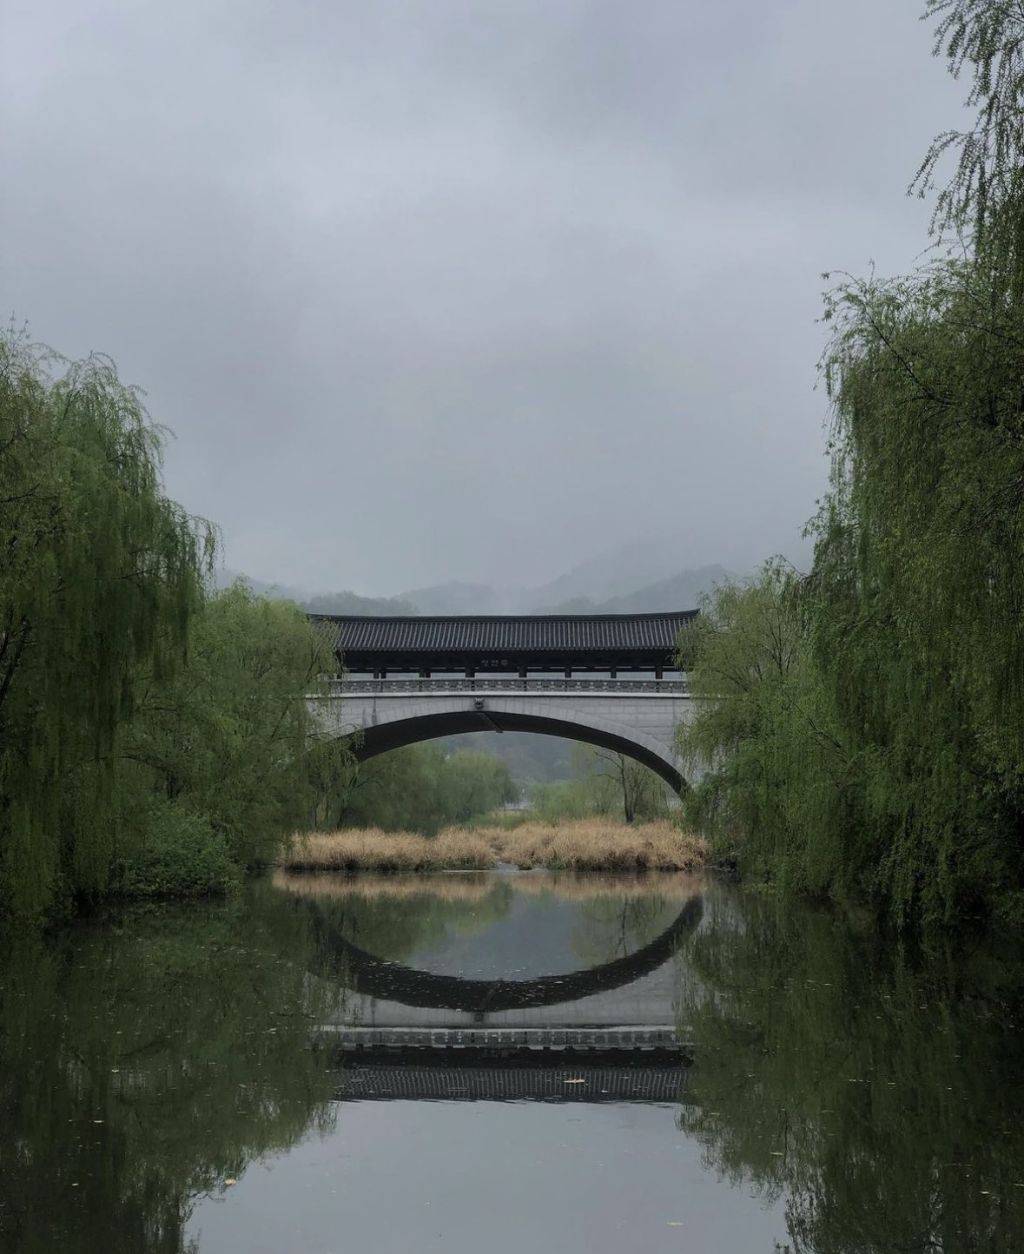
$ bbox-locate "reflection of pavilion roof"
[333,1062,688,1103]
[311,610,698,673]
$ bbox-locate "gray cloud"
[2,0,965,593]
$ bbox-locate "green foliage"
[303,588,417,615]
[110,800,237,899]
[0,887,343,1251]
[678,567,860,898]
[116,582,341,870]
[530,745,671,824]
[677,890,1024,1252]
[913,0,1024,241]
[0,336,348,916]
[333,743,516,834]
[811,253,1024,923]
[0,333,213,917]
[577,745,671,823]
[680,2,1024,927]
[529,778,597,823]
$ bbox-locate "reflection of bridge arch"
[311,896,702,1013]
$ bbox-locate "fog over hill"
[220,539,737,616]
[395,544,731,615]
[395,540,734,615]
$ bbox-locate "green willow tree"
[678,566,859,897]
[0,334,213,916]
[811,0,1024,923]
[115,581,341,873]
[680,1,1024,926]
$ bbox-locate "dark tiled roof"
[312,611,697,656]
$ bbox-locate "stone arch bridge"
[309,610,699,792]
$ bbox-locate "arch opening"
[347,710,686,794]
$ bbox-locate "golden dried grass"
[283,827,493,873]
[280,820,705,874]
[483,819,706,872]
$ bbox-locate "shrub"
[111,802,238,899]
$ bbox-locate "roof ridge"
[310,610,698,623]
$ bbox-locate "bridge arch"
[349,706,686,794]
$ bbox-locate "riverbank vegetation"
[529,745,673,825]
[281,819,706,874]
[0,335,344,917]
[0,888,344,1249]
[325,743,516,834]
[679,1,1024,929]
[676,888,1024,1251]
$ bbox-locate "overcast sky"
[3,1,966,594]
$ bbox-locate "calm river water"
[2,868,1023,1253]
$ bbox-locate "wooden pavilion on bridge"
[309,610,699,679]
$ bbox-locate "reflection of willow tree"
[284,875,516,971]
[554,881,684,966]
[676,895,1024,1253]
[0,891,345,1253]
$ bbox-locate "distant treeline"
[678,1,1024,929]
[321,743,517,835]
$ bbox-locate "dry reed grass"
[280,819,706,875]
[283,827,493,874]
[484,819,705,872]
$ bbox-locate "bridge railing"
[326,677,690,696]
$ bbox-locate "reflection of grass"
[272,869,498,903]
[273,867,707,904]
[281,820,706,873]
[512,870,707,902]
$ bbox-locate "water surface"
[1,869,1022,1253]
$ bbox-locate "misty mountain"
[216,568,416,616]
[303,589,417,616]
[402,563,730,617]
[398,581,507,615]
[536,564,729,614]
[225,540,732,618]
[525,537,695,610]
[396,538,726,615]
